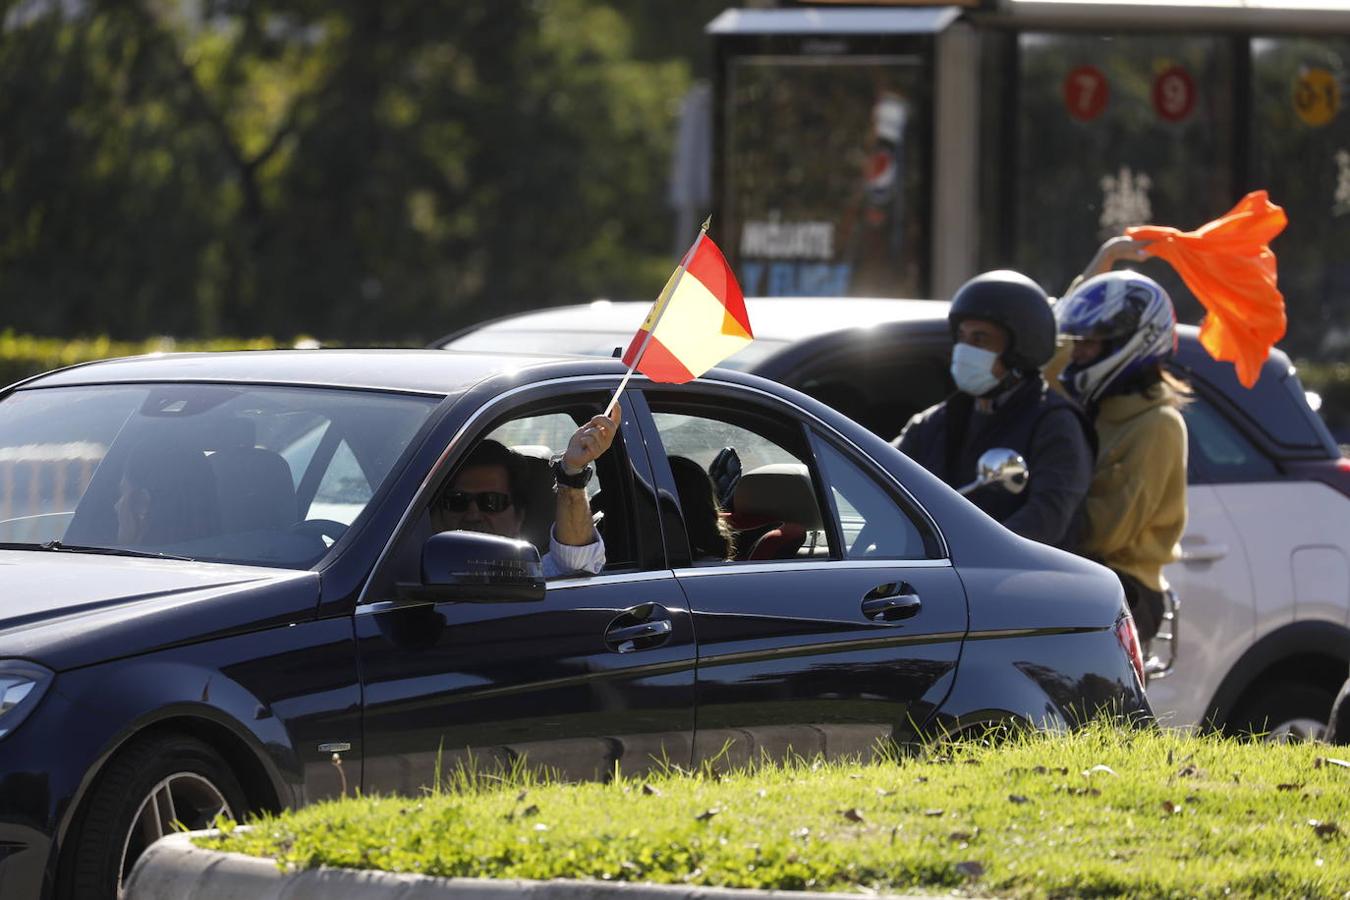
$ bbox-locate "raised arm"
[1066,236,1153,295]
[554,403,622,546]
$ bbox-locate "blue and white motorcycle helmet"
[1055,271,1177,406]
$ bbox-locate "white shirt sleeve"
[541,524,606,578]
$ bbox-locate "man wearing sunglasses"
[431,404,622,577]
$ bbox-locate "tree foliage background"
[0,0,727,343]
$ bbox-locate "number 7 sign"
[1064,65,1109,122]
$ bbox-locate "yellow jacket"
[1080,384,1188,591]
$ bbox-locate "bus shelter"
[708,1,1350,359]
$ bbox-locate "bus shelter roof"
[706,7,963,35]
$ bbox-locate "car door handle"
[862,590,922,622]
[1180,542,1228,563]
[606,619,673,643]
[604,605,675,654]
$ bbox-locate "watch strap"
[551,454,593,489]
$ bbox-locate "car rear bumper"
[924,626,1153,736]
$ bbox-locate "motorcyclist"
[894,270,1093,547]
[1053,263,1188,644]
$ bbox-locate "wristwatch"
[551,454,593,489]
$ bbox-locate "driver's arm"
[553,483,595,547]
[554,404,622,547]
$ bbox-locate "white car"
[436,297,1350,737]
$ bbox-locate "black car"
[0,349,1146,899]
[437,298,1350,739]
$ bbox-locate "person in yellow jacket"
[1049,243,1188,644]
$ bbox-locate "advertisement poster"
[723,56,929,298]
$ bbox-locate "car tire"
[1227,680,1334,742]
[1327,677,1350,745]
[61,732,247,900]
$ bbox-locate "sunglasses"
[437,490,513,513]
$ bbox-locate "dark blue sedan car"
[0,350,1147,899]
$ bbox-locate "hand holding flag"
[1126,190,1288,388]
[607,218,751,414]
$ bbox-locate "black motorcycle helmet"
[947,270,1056,372]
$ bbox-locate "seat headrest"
[209,447,297,534]
[510,444,554,461]
[732,463,822,530]
[199,416,257,451]
[511,451,556,554]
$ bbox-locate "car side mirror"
[397,531,546,603]
[957,448,1029,497]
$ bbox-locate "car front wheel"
[62,732,247,900]
[1228,680,1334,743]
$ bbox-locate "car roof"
[437,297,949,344]
[15,349,617,396]
[435,297,952,371]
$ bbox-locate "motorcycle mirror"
[957,448,1029,496]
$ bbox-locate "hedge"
[0,332,306,388]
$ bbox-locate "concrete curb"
[126,831,947,900]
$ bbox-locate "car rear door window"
[811,434,930,560]
[1183,394,1279,483]
[647,405,831,564]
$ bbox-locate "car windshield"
[0,383,437,569]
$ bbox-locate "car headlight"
[0,662,53,740]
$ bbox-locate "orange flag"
[1126,190,1287,388]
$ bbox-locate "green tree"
[0,0,700,342]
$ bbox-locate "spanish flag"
[621,226,752,384]
[1128,190,1287,388]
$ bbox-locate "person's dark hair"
[948,269,1056,371]
[453,439,529,512]
[670,455,734,562]
[122,443,219,545]
[1114,363,1192,409]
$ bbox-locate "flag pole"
[604,215,711,419]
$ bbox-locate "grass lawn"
[203,724,1350,898]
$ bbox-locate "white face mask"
[950,343,1002,397]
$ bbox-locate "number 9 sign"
[1152,66,1196,123]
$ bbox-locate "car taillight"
[1115,613,1146,686]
